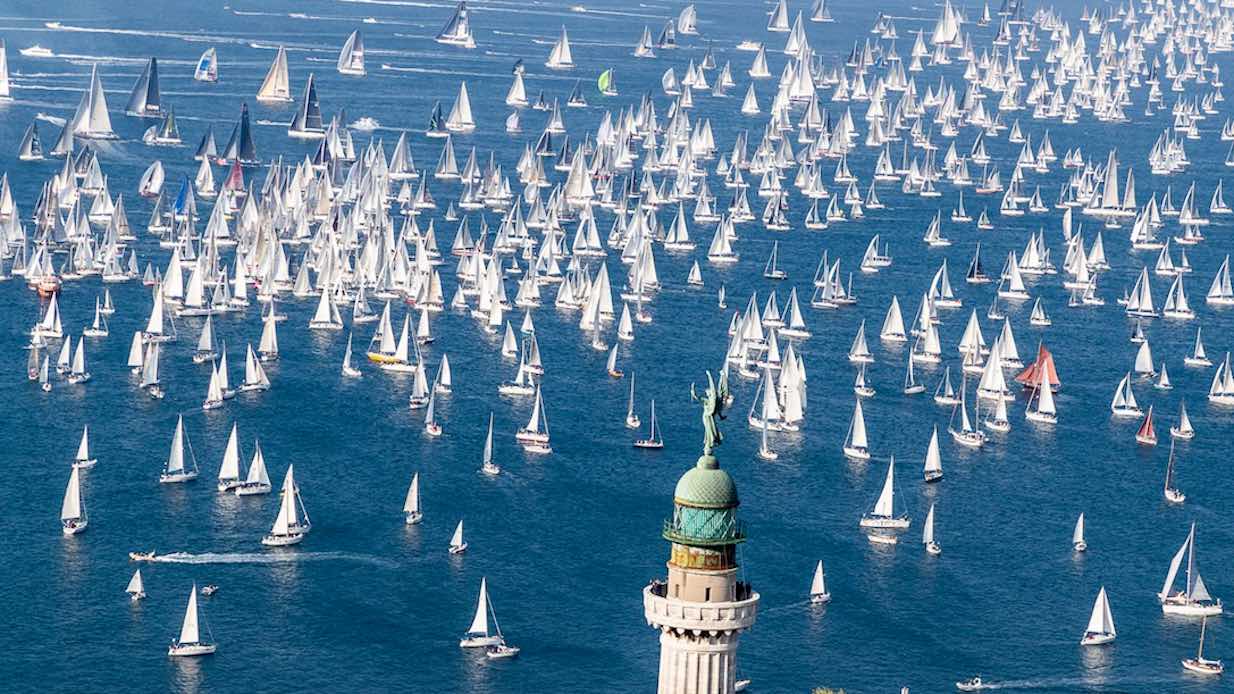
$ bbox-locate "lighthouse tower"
[643,445,759,693]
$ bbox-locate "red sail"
[1136,406,1157,444]
[1015,344,1061,389]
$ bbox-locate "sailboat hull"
[460,635,502,648]
[61,519,88,535]
[169,643,216,657]
[261,532,304,547]
[1162,600,1223,617]
[1081,632,1115,646]
[160,471,198,484]
[1182,658,1224,675]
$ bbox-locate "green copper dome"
[673,455,739,510]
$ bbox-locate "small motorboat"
[956,676,985,691]
[129,550,157,562]
[200,585,219,596]
[486,643,521,659]
[21,44,54,57]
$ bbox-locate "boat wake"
[35,112,66,126]
[153,551,398,567]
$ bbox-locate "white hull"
[459,635,502,648]
[261,532,304,547]
[1162,600,1223,617]
[168,642,216,657]
[843,446,870,461]
[1081,632,1116,646]
[62,519,88,535]
[1182,658,1224,675]
[160,471,198,484]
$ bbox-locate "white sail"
[257,46,292,102]
[126,569,144,596]
[179,586,202,645]
[61,467,84,522]
[219,423,241,483]
[467,577,491,636]
[1085,587,1116,637]
[872,458,897,517]
[923,426,942,476]
[922,504,936,545]
[810,560,826,596]
[404,472,421,515]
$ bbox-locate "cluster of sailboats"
[14,0,1234,680]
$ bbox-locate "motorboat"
[956,676,985,691]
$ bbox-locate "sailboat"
[342,333,362,377]
[216,424,243,492]
[597,68,618,97]
[126,569,146,601]
[1025,364,1057,424]
[436,1,476,48]
[337,30,366,76]
[809,560,831,604]
[949,385,986,448]
[903,353,925,394]
[842,399,870,460]
[481,413,500,475]
[404,472,423,524]
[460,577,504,648]
[634,400,664,449]
[73,425,98,469]
[545,27,575,70]
[234,441,272,496]
[1109,373,1142,417]
[449,519,468,554]
[756,416,777,461]
[168,584,216,656]
[126,57,162,116]
[159,415,199,483]
[933,367,959,405]
[625,374,641,428]
[287,73,326,139]
[1185,327,1213,367]
[922,503,941,555]
[606,345,623,379]
[424,391,442,437]
[60,467,88,535]
[1160,523,1224,616]
[1136,405,1158,445]
[261,465,310,546]
[1182,617,1224,675]
[445,83,476,133]
[257,46,293,103]
[518,388,552,454]
[71,64,117,139]
[194,47,218,83]
[1171,401,1196,440]
[1072,513,1087,551]
[860,457,910,534]
[763,241,786,279]
[923,426,943,482]
[1080,587,1117,645]
[1164,440,1186,504]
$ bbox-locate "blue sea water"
[2,0,1234,692]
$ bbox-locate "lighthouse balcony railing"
[662,517,746,546]
[643,582,759,632]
